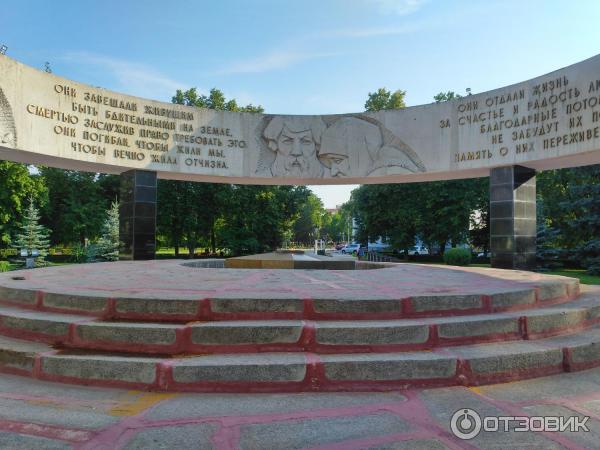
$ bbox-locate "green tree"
[417,179,487,253]
[172,87,264,113]
[293,192,325,245]
[351,89,487,255]
[96,200,120,261]
[364,88,407,112]
[159,88,271,256]
[349,183,420,253]
[219,185,308,255]
[39,168,110,245]
[322,210,346,243]
[0,162,46,248]
[558,166,600,274]
[434,91,462,103]
[527,165,600,271]
[12,198,50,266]
[156,179,185,256]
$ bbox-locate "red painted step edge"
[0,313,598,355]
[0,346,598,393]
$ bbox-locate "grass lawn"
[156,247,190,256]
[548,269,600,285]
[393,261,600,285]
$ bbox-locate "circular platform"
[0,261,596,393]
[224,251,356,270]
[0,260,579,302]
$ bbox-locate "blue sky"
[2,0,600,207]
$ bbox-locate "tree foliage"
[12,198,50,266]
[364,88,407,112]
[349,179,487,254]
[293,192,325,245]
[39,168,116,245]
[433,91,462,103]
[172,87,264,113]
[350,88,488,255]
[0,162,46,248]
[537,165,600,273]
[218,185,308,255]
[157,87,309,256]
[321,207,352,243]
[96,200,120,261]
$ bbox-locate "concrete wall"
[1,54,600,185]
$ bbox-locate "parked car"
[335,243,345,251]
[341,243,361,255]
[407,245,430,256]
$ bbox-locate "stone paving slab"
[0,397,117,430]
[419,387,565,449]
[145,391,407,420]
[191,320,303,345]
[0,368,598,449]
[0,432,72,450]
[171,353,308,384]
[41,354,161,384]
[76,321,180,346]
[523,403,600,449]
[321,352,457,381]
[365,440,451,449]
[238,413,411,450]
[123,423,217,450]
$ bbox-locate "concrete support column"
[119,170,157,260]
[490,165,536,270]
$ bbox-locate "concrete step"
[1,325,600,392]
[0,289,598,355]
[0,277,580,322]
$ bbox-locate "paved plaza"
[0,368,598,449]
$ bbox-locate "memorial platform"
[224,250,356,270]
[0,260,597,393]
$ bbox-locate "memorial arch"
[1,54,600,268]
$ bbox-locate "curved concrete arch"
[0,54,600,185]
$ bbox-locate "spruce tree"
[12,198,50,267]
[96,200,120,261]
[569,171,600,275]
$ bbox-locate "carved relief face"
[0,87,16,148]
[272,125,322,177]
[322,154,350,177]
[1,132,14,145]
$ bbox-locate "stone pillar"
[490,165,536,270]
[119,170,157,260]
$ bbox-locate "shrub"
[443,248,472,266]
[0,261,10,272]
[0,249,17,259]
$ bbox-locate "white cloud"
[367,0,429,16]
[60,52,189,100]
[217,50,339,75]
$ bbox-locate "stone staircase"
[0,271,599,392]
